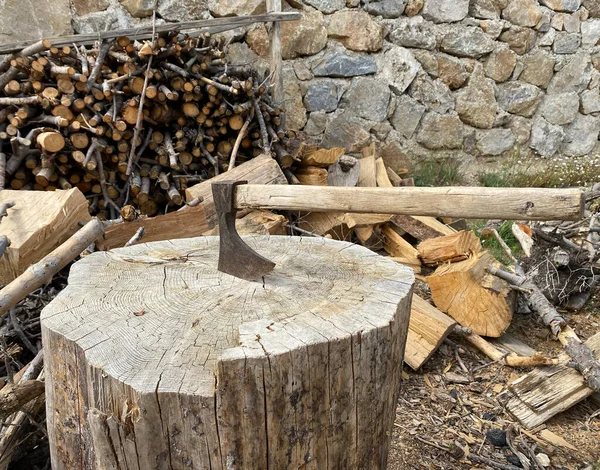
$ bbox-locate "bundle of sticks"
[0,32,293,218]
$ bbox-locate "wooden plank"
[234,186,584,221]
[0,189,91,284]
[505,332,600,428]
[0,13,301,54]
[405,295,456,370]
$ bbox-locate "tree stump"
[41,236,414,470]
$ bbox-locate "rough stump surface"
[42,236,414,470]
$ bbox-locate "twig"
[0,337,13,385]
[490,228,518,265]
[8,309,37,356]
[0,202,15,224]
[228,106,254,171]
[0,237,9,259]
[471,352,509,374]
[253,98,270,153]
[124,227,145,247]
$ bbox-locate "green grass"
[469,220,522,266]
[413,159,465,187]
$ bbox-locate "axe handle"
[233,185,584,221]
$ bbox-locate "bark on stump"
[41,236,414,470]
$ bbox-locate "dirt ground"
[387,285,600,470]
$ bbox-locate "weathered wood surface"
[42,236,414,469]
[392,215,456,240]
[0,189,91,284]
[505,332,600,428]
[234,185,584,220]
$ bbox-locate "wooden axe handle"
[233,185,584,221]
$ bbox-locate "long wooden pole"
[234,185,584,221]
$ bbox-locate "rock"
[503,0,543,27]
[405,0,425,16]
[390,95,427,138]
[341,77,391,121]
[480,19,506,39]
[553,31,582,53]
[246,24,270,58]
[581,88,600,113]
[539,92,580,124]
[321,113,371,152]
[438,54,470,89]
[422,0,469,23]
[536,453,551,467]
[304,82,339,113]
[519,50,556,88]
[507,455,523,467]
[379,46,421,94]
[416,113,464,149]
[412,50,439,76]
[304,112,329,135]
[389,16,437,50]
[328,11,383,52]
[563,13,581,32]
[293,62,313,81]
[73,6,133,34]
[470,0,501,19]
[486,429,508,447]
[208,0,264,16]
[538,27,557,45]
[496,81,542,117]
[476,128,516,155]
[119,0,152,17]
[281,11,328,60]
[537,6,554,31]
[548,52,592,92]
[75,0,109,15]
[370,121,393,140]
[158,0,209,20]
[539,0,581,12]
[303,0,345,13]
[485,47,518,82]
[508,115,533,144]
[455,65,497,128]
[562,113,600,156]
[530,116,565,156]
[312,51,377,78]
[0,0,72,43]
[409,74,455,114]
[440,27,496,58]
[499,26,537,54]
[582,20,600,47]
[583,0,600,18]
[364,0,407,18]
[283,69,307,131]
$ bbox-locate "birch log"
[42,236,414,470]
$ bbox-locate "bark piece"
[417,230,482,265]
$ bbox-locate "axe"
[212,181,584,281]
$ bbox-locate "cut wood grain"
[295,166,328,186]
[375,158,393,187]
[42,236,414,469]
[0,189,91,283]
[296,211,351,239]
[298,147,344,167]
[417,230,482,265]
[382,224,421,273]
[204,210,287,236]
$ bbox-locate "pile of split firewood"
[0,32,292,218]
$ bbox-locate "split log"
[295,166,328,186]
[0,189,91,283]
[392,215,456,240]
[327,155,360,187]
[427,252,514,337]
[382,224,421,273]
[297,146,344,168]
[417,230,482,265]
[375,158,393,187]
[42,236,414,469]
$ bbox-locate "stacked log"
[0,33,291,218]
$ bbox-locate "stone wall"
[2,0,600,174]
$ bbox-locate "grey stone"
[583,0,600,18]
[370,121,394,140]
[530,117,565,156]
[539,92,580,124]
[246,24,270,58]
[499,26,537,54]
[548,52,592,92]
[364,0,407,18]
[580,88,600,113]
[75,0,109,15]
[470,0,501,19]
[328,10,383,52]
[538,27,557,45]
[73,5,133,34]
[304,0,345,13]
[157,0,209,20]
[508,115,533,144]
[563,13,581,32]
[379,46,421,94]
[539,0,581,12]
[304,82,339,113]
[312,51,377,78]
[380,139,414,174]
[502,0,543,27]
[476,128,516,155]
[409,74,455,114]
[485,47,518,82]
[582,20,600,47]
[519,50,556,88]
[440,27,496,58]
[283,68,307,131]
[341,77,391,121]
[416,113,464,149]
[390,95,427,138]
[412,50,439,76]
[480,19,506,39]
[293,61,313,81]
[209,0,264,16]
[496,81,543,117]
[553,32,582,53]
[455,65,497,128]
[562,113,600,155]
[422,0,469,23]
[389,17,437,50]
[281,11,328,59]
[438,54,470,89]
[0,0,71,43]
[321,113,371,152]
[304,112,329,135]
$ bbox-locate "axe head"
[212,180,276,281]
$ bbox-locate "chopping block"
[41,235,414,469]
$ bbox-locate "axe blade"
[212,180,276,281]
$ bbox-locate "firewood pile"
[0,32,291,218]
